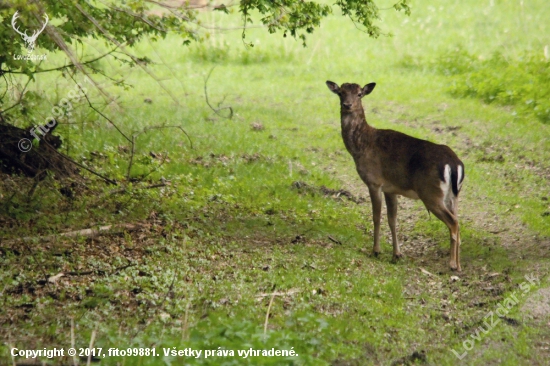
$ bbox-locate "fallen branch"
[489,228,509,234]
[112,261,137,275]
[255,288,300,299]
[0,223,145,245]
[46,262,136,282]
[291,181,366,204]
[419,267,437,277]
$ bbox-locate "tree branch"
[204,67,233,120]
[1,73,35,114]
[73,2,182,106]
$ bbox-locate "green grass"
[1,0,550,365]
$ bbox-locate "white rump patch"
[440,164,453,210]
[457,165,463,192]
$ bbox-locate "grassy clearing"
[1,0,550,365]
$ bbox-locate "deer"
[326,81,465,271]
[11,11,49,54]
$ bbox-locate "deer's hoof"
[392,253,403,262]
[450,261,461,272]
[373,251,380,258]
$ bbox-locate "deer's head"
[326,81,376,112]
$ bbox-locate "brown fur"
[326,81,465,271]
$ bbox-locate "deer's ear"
[361,83,376,97]
[326,81,340,94]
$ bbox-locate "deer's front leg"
[368,186,382,257]
[384,193,402,261]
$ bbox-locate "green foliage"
[0,0,408,80]
[433,49,550,123]
[335,0,410,38]
[0,0,197,76]
[240,0,331,46]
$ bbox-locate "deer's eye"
[358,93,362,97]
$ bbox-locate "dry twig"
[204,67,233,119]
[264,292,276,337]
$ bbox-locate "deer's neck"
[340,107,374,158]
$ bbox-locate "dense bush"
[402,49,550,123]
[439,49,550,123]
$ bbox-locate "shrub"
[403,48,550,123]
[446,50,550,123]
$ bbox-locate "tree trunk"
[0,119,78,179]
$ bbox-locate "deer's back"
[353,128,463,194]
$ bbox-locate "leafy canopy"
[0,0,410,77]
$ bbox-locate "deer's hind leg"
[427,201,461,271]
[419,167,462,271]
[448,197,461,272]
